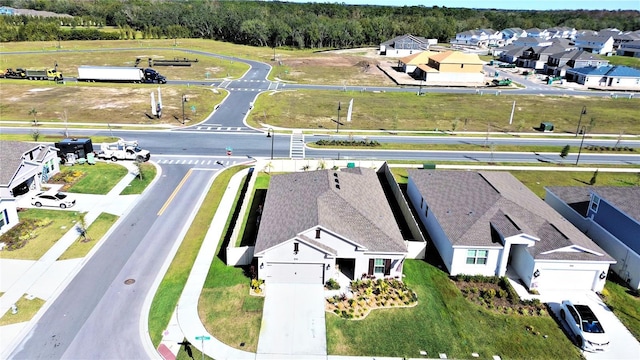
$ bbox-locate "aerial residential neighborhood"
[0,1,639,360]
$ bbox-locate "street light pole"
[576,125,587,165]
[575,106,587,137]
[336,102,341,133]
[181,94,188,125]
[266,128,274,160]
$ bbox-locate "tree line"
[0,0,638,46]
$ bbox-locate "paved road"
[9,165,217,359]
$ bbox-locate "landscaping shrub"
[315,139,381,147]
[325,278,341,290]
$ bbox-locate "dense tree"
[0,0,638,46]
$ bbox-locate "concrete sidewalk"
[158,168,254,360]
[0,161,141,357]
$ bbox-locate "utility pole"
[575,106,587,137]
[336,102,341,133]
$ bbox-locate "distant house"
[451,29,502,47]
[516,44,569,70]
[397,51,436,74]
[566,65,640,88]
[0,141,61,235]
[495,45,527,63]
[544,49,609,77]
[406,170,614,292]
[500,28,527,45]
[617,39,640,58]
[547,26,577,40]
[511,36,553,48]
[525,28,551,40]
[546,187,640,290]
[254,168,408,284]
[574,35,614,55]
[380,34,432,57]
[414,50,484,85]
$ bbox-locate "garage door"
[266,263,324,284]
[538,269,597,291]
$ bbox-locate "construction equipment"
[96,140,151,162]
[0,68,63,81]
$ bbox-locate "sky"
[283,0,640,11]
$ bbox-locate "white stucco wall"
[449,247,502,276]
[0,198,19,236]
[257,239,329,281]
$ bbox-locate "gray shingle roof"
[0,141,44,186]
[408,170,613,262]
[254,168,406,254]
[547,186,640,223]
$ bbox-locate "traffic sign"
[195,335,211,341]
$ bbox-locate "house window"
[420,197,423,208]
[466,250,488,265]
[374,258,385,274]
[590,195,600,212]
[460,64,464,68]
[0,209,7,229]
[425,205,428,217]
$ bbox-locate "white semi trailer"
[76,66,166,83]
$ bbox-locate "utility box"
[54,138,94,160]
[538,122,555,132]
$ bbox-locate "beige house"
[416,51,485,85]
[397,51,436,74]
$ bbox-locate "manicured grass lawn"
[326,260,579,359]
[199,172,263,352]
[600,54,640,69]
[0,294,45,326]
[247,90,640,134]
[52,162,127,194]
[0,209,80,260]
[148,165,248,347]
[602,278,640,341]
[57,213,118,260]
[120,163,157,195]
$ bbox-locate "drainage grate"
[124,278,136,285]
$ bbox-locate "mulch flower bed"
[326,278,418,319]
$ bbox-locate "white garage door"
[266,263,324,284]
[538,269,597,291]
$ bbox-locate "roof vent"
[333,172,338,177]
[335,184,340,190]
[334,178,339,183]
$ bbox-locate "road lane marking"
[157,168,193,216]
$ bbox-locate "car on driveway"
[560,300,610,352]
[31,191,76,209]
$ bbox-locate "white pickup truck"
[96,140,151,162]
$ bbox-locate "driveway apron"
[257,283,327,358]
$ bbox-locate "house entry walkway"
[256,283,327,360]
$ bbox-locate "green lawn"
[0,209,80,260]
[602,277,640,341]
[148,165,249,347]
[247,90,640,134]
[57,213,118,260]
[0,134,118,143]
[120,163,157,195]
[0,294,45,326]
[52,162,127,194]
[600,54,640,69]
[510,170,640,198]
[326,260,579,359]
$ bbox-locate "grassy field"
[57,213,118,260]
[0,209,80,260]
[0,294,45,326]
[148,165,249,347]
[602,54,640,69]
[0,48,249,81]
[0,134,118,143]
[326,259,579,359]
[0,82,225,125]
[248,90,640,134]
[51,162,127,194]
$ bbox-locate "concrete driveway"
[546,291,640,360]
[256,283,326,360]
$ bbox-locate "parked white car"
[560,300,610,352]
[31,191,76,209]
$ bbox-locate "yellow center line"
[157,168,193,216]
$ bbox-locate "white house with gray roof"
[406,170,614,292]
[0,141,60,235]
[254,168,407,284]
[546,186,640,290]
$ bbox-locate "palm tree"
[28,108,38,126]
